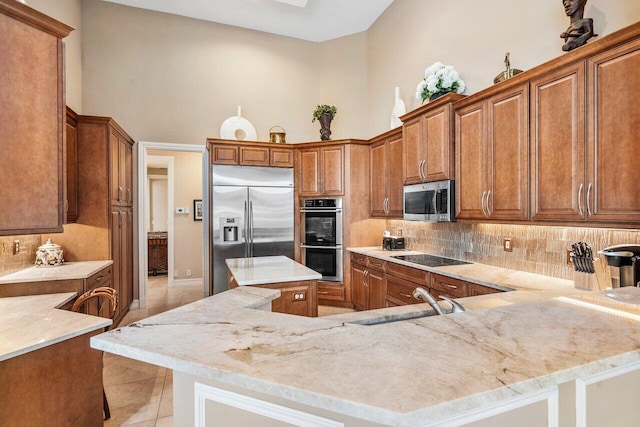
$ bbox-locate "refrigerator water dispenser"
[221,217,240,243]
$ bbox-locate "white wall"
[366,0,640,136]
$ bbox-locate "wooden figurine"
[561,0,597,51]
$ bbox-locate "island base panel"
[0,330,104,426]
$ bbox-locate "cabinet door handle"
[586,183,593,217]
[118,186,123,201]
[118,211,123,227]
[318,291,329,295]
[577,183,584,217]
[94,275,104,283]
[445,284,458,289]
[419,160,426,181]
[127,188,132,203]
[399,292,412,299]
[481,191,487,216]
[486,190,492,217]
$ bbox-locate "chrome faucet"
[412,288,444,315]
[412,288,466,315]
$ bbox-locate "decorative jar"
[35,239,64,267]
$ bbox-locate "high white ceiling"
[101,0,395,42]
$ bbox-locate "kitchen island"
[226,255,321,316]
[91,279,640,426]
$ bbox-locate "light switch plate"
[503,238,513,252]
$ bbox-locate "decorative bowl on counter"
[34,238,64,267]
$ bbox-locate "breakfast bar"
[91,281,640,426]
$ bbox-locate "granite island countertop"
[91,283,640,426]
[226,255,321,286]
[0,292,112,362]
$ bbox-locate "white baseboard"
[172,277,204,287]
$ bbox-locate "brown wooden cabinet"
[350,254,385,311]
[297,145,344,196]
[455,84,529,221]
[400,94,463,185]
[467,282,502,296]
[208,140,294,168]
[370,128,403,218]
[228,274,318,317]
[0,2,72,236]
[65,107,80,223]
[430,273,467,299]
[110,206,133,323]
[586,38,640,223]
[49,115,135,327]
[384,261,429,306]
[530,62,586,221]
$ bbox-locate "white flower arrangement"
[415,62,466,103]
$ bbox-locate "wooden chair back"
[71,287,118,330]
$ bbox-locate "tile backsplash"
[0,235,42,277]
[387,221,640,280]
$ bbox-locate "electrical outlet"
[397,229,403,237]
[503,238,513,252]
[567,249,574,265]
[186,269,192,277]
[13,240,19,255]
[292,292,306,301]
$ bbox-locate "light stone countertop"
[0,292,112,362]
[0,260,113,284]
[348,246,575,292]
[226,255,321,286]
[91,284,640,426]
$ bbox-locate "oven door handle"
[299,209,342,213]
[300,244,343,250]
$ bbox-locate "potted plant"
[312,104,337,140]
[415,62,466,104]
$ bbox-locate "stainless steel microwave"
[403,180,456,222]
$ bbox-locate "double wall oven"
[300,198,343,282]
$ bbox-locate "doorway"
[137,142,209,309]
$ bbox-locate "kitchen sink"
[348,309,441,326]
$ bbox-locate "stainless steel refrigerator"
[211,165,294,294]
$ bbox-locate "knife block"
[573,258,608,291]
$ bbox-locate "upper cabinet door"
[297,148,320,196]
[423,105,454,182]
[455,101,486,220]
[403,117,423,184]
[530,63,586,222]
[110,132,122,206]
[387,135,404,217]
[0,6,71,235]
[320,145,344,196]
[370,140,387,217]
[486,84,529,221]
[587,38,640,223]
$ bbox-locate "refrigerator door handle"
[244,201,249,258]
[249,200,254,257]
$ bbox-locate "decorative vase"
[319,113,333,141]
[390,86,406,129]
[429,91,448,102]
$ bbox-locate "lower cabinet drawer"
[386,262,428,284]
[385,277,426,306]
[430,273,467,298]
[317,283,345,301]
[86,265,113,291]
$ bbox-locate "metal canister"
[269,126,286,144]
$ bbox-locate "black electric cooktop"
[391,254,471,267]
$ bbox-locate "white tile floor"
[102,276,354,425]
